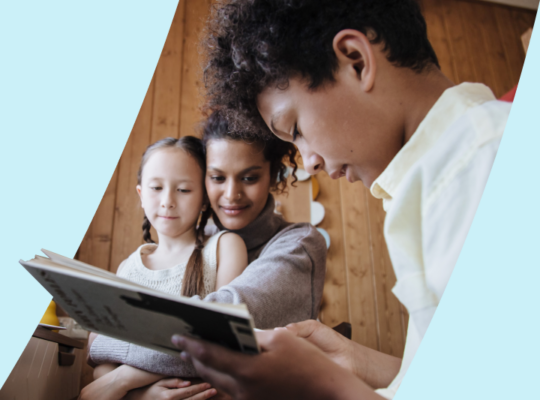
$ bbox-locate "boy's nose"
[302,153,325,175]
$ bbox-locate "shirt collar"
[370,83,496,201]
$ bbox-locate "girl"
[81,136,247,400]
[89,111,327,400]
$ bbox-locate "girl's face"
[137,148,205,240]
[205,139,272,231]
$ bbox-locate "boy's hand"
[171,329,382,400]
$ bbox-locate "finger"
[284,319,322,339]
[172,335,250,373]
[167,382,215,400]
[189,356,238,396]
[158,377,191,389]
[183,388,218,400]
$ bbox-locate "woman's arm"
[203,223,327,329]
[215,233,248,290]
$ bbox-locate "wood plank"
[457,2,497,90]
[493,6,528,85]
[464,1,513,96]
[179,0,213,138]
[76,166,119,271]
[109,79,155,273]
[151,1,187,142]
[316,173,349,328]
[423,0,458,82]
[440,0,478,83]
[273,178,311,224]
[340,181,379,351]
[365,194,406,357]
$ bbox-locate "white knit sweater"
[117,231,225,298]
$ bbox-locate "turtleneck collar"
[214,194,284,251]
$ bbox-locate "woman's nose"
[224,181,240,201]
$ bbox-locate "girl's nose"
[161,190,176,209]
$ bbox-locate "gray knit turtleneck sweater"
[89,195,327,376]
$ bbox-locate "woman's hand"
[171,329,383,400]
[285,320,402,389]
[124,378,219,400]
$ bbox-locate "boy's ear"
[332,29,376,92]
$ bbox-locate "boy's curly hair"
[203,0,439,138]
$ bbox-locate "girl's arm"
[80,364,165,400]
[215,233,248,290]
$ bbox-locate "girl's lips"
[159,216,179,219]
[220,205,249,216]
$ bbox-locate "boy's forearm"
[353,341,402,389]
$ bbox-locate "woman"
[87,111,327,400]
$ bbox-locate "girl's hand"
[124,378,218,400]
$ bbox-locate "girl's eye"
[150,186,162,191]
[292,124,301,142]
[178,189,191,193]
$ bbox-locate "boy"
[173,0,511,399]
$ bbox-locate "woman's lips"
[219,205,249,216]
[158,216,179,220]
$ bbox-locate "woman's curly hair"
[202,0,439,138]
[202,110,298,194]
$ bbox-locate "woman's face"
[205,139,272,231]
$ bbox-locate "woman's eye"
[178,189,191,193]
[292,124,301,142]
[243,176,259,183]
[150,186,162,191]
[210,176,225,183]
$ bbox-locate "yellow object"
[40,300,60,327]
[311,176,320,200]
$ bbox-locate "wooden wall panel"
[274,179,311,224]
[109,79,155,272]
[440,1,478,83]
[151,1,186,142]
[317,173,349,328]
[76,166,118,271]
[366,194,406,356]
[179,0,213,137]
[340,182,379,350]
[421,0,458,81]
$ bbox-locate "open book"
[20,250,260,356]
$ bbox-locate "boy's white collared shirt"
[371,83,511,399]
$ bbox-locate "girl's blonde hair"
[137,136,212,297]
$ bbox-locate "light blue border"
[0,0,178,389]
[396,16,539,400]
